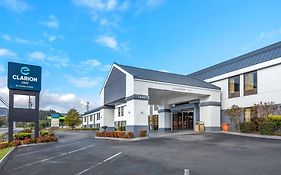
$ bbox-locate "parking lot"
[1,131,281,175]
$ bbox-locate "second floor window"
[228,75,240,98]
[244,71,257,96]
[118,106,124,117]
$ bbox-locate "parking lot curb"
[95,136,150,141]
[17,141,58,148]
[0,147,16,170]
[221,131,281,140]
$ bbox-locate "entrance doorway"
[172,110,193,130]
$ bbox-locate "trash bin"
[194,123,200,132]
[199,121,205,132]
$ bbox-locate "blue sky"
[1,0,281,113]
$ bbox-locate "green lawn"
[0,147,13,160]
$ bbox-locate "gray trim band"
[158,128,171,131]
[125,94,149,101]
[158,109,171,113]
[199,101,221,107]
[204,127,221,132]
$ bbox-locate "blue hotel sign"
[8,62,42,92]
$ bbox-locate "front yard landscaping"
[224,102,281,136]
[0,147,12,160]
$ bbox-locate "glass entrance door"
[172,110,194,130]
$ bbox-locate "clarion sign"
[8,62,42,92]
[12,75,38,82]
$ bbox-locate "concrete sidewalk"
[148,130,199,138]
[221,131,281,140]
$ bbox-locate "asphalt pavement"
[1,131,280,175]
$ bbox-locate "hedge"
[240,122,256,133]
[96,131,133,138]
[259,122,277,135]
[14,133,32,140]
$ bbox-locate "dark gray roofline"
[83,107,100,116]
[189,41,281,80]
[116,63,220,90]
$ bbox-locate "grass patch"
[0,147,13,160]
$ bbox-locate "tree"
[254,102,277,121]
[64,109,81,129]
[225,105,242,132]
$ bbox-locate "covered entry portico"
[99,63,221,136]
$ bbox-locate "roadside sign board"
[8,62,42,92]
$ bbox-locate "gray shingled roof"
[117,63,220,90]
[83,107,100,116]
[189,41,281,80]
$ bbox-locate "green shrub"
[265,115,281,129]
[40,130,48,137]
[240,122,256,133]
[19,129,32,133]
[14,133,32,140]
[259,122,277,135]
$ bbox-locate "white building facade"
[82,42,281,135]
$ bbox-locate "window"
[121,106,124,116]
[115,120,126,131]
[228,75,240,98]
[84,117,86,122]
[244,71,257,96]
[90,115,92,122]
[96,113,100,120]
[118,106,125,117]
[244,108,252,122]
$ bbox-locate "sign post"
[7,62,42,143]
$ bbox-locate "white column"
[126,99,149,136]
[158,104,171,131]
[100,108,115,131]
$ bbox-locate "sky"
[1,0,281,113]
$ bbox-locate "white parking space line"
[15,141,82,157]
[75,152,123,175]
[11,144,96,171]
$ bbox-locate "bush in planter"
[125,132,134,138]
[0,142,9,149]
[259,122,277,135]
[22,138,34,144]
[14,133,32,140]
[40,130,49,137]
[10,140,21,146]
[19,129,32,133]
[265,115,281,129]
[139,130,147,137]
[240,122,256,133]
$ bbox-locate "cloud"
[40,15,60,29]
[135,0,165,14]
[95,35,129,54]
[258,28,281,40]
[40,91,88,113]
[0,48,17,57]
[27,50,69,67]
[0,0,32,13]
[68,76,102,88]
[43,33,57,42]
[28,51,46,61]
[0,64,4,73]
[95,35,118,49]
[79,59,101,69]
[1,34,43,45]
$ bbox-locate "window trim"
[228,75,240,98]
[244,71,257,96]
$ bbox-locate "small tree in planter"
[225,105,242,132]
